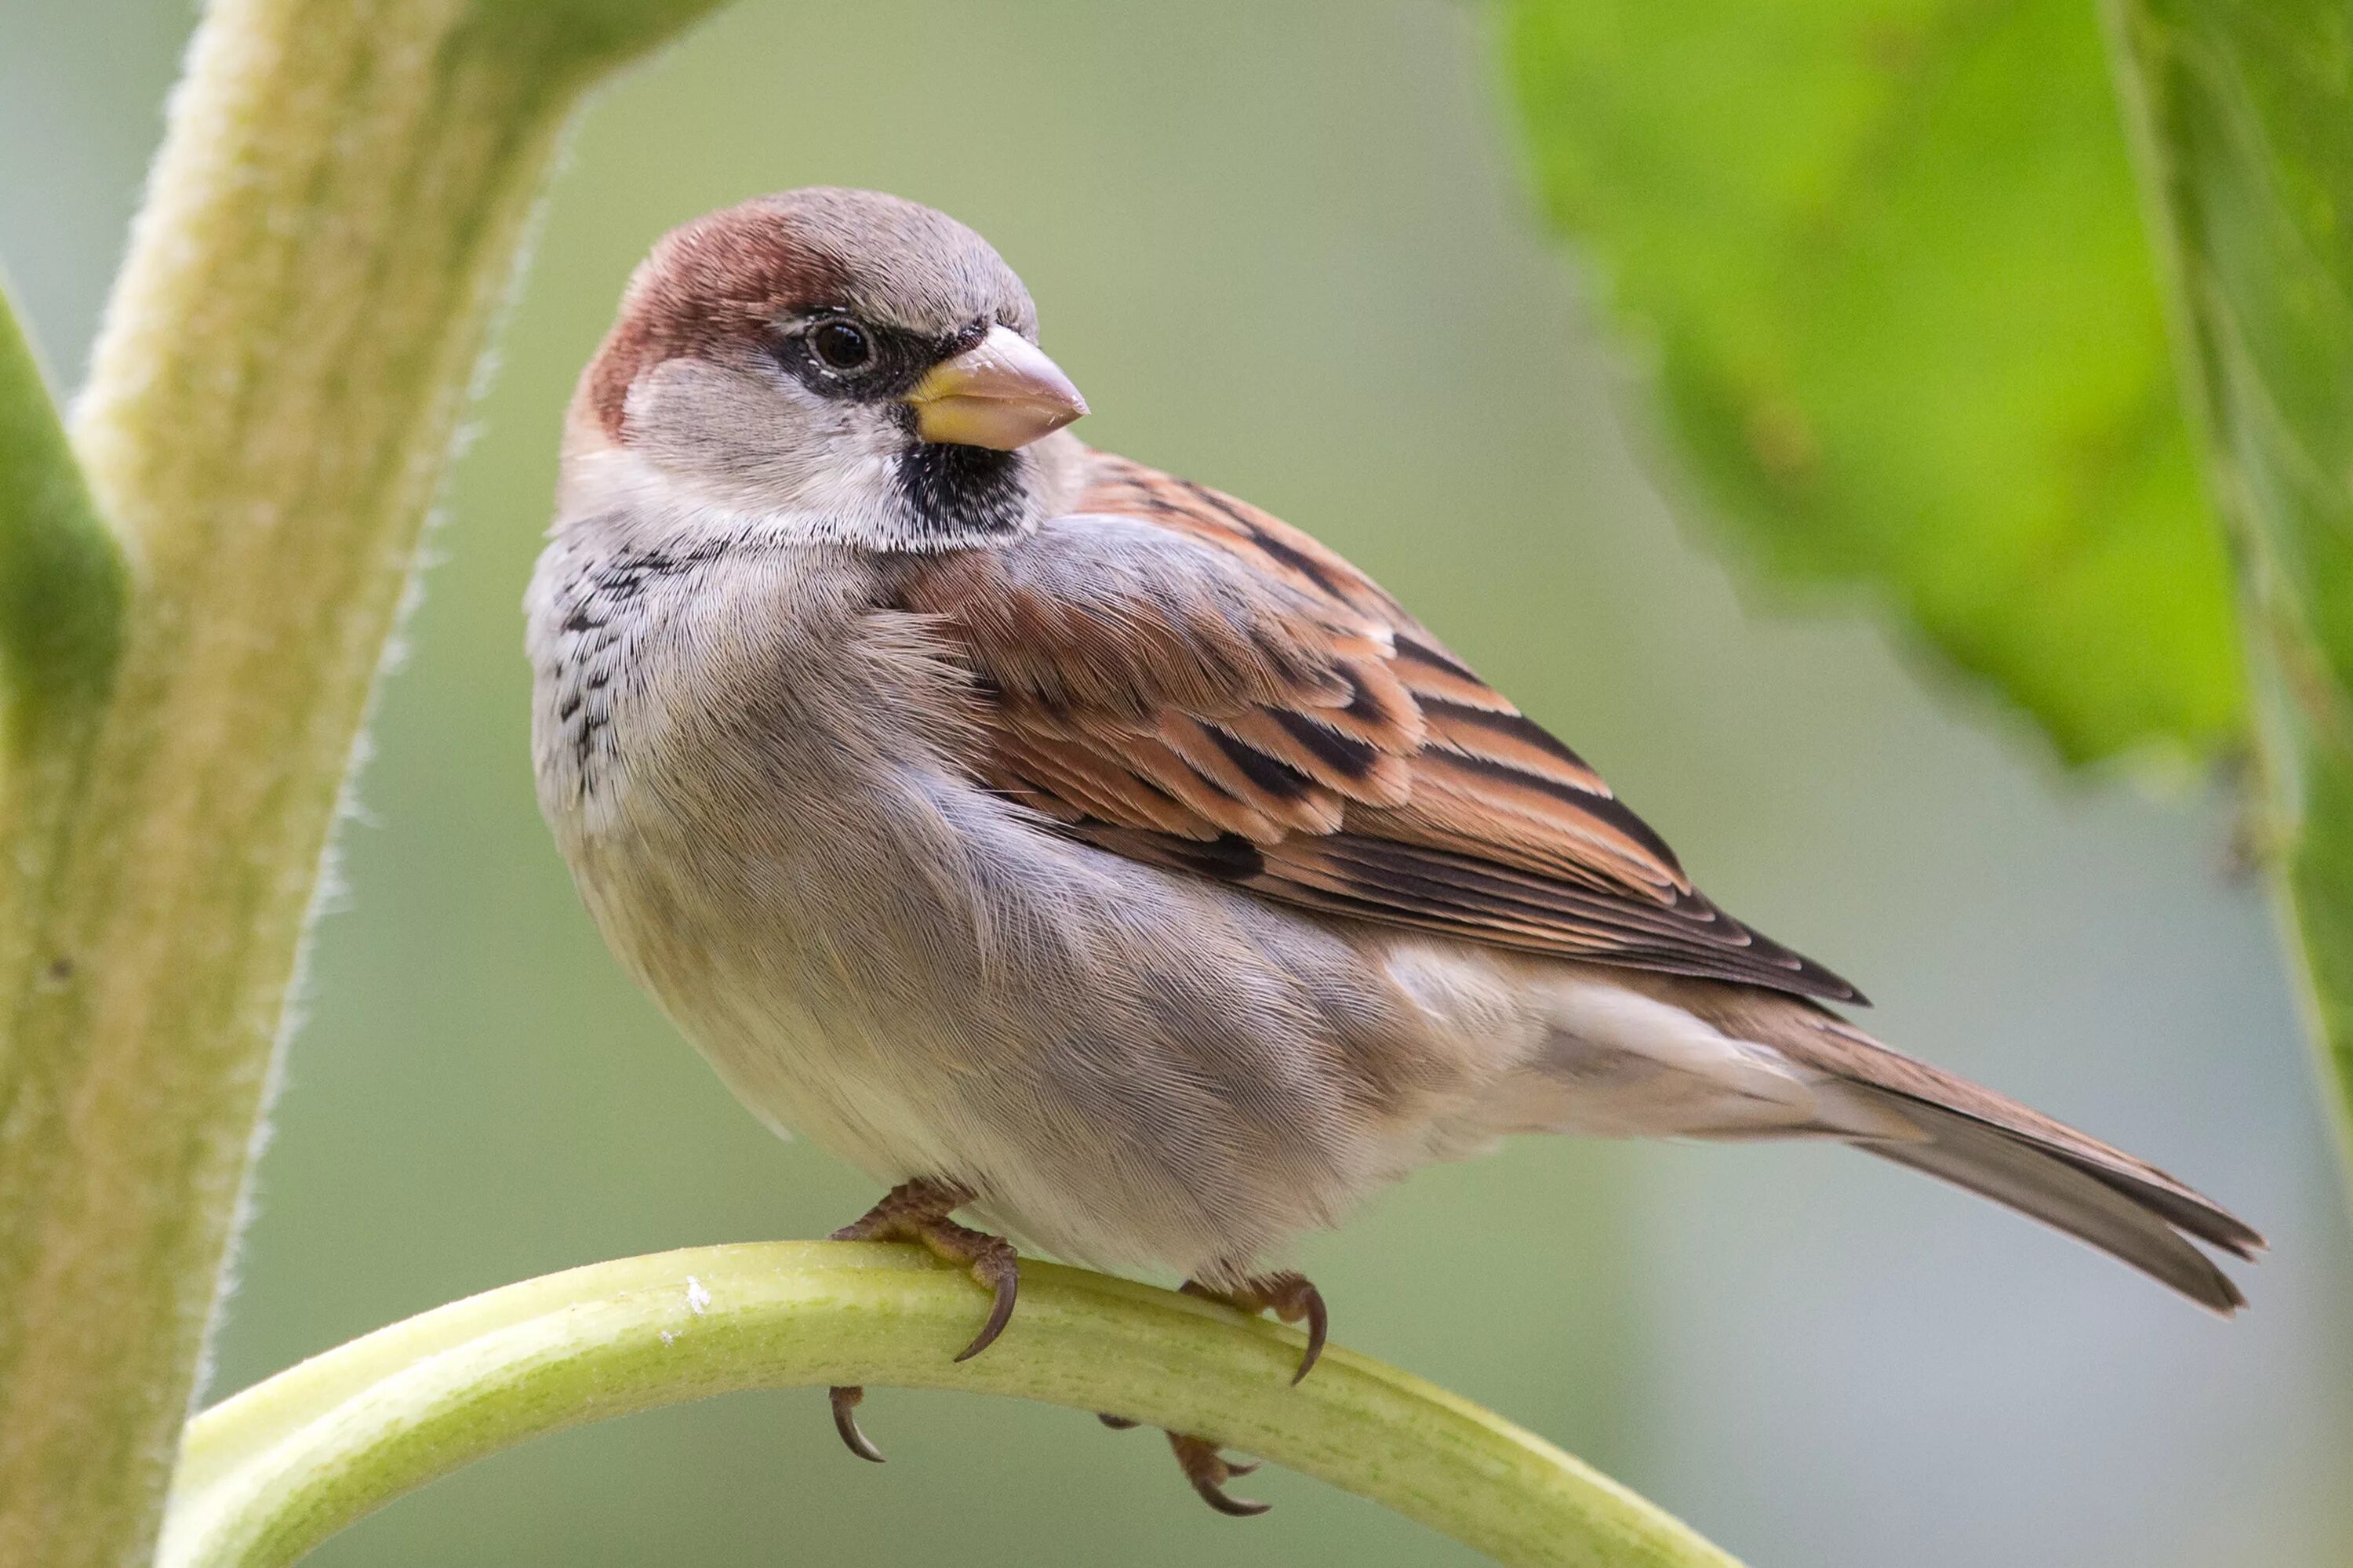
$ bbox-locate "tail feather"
[1672,983,2265,1313]
[1855,1093,2246,1313]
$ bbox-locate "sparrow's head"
[569,187,1088,548]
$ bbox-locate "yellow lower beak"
[904,325,1089,450]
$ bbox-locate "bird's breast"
[526,528,987,995]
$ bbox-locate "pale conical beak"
[904,325,1089,450]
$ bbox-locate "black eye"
[809,319,873,371]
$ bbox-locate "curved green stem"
[161,1244,1737,1568]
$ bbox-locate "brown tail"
[1719,992,2264,1313]
[1859,1095,2253,1311]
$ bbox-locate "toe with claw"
[1099,1268,1331,1515]
[1167,1433,1270,1517]
[1183,1269,1329,1384]
[830,1384,886,1463]
[821,1177,1021,1464]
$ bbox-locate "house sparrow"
[528,187,2261,1514]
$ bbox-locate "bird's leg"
[824,1177,1020,1464]
[1096,1268,1329,1516]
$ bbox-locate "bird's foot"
[824,1177,1020,1464]
[1095,1268,1329,1515]
[828,1176,1021,1359]
[1166,1432,1270,1516]
[1183,1269,1328,1384]
[1098,1416,1267,1515]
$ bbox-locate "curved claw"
[1169,1433,1271,1518]
[953,1246,1020,1362]
[830,1385,886,1464]
[1184,1272,1330,1386]
[1197,1483,1271,1517]
[1187,1463,1271,1517]
[1097,1413,1140,1430]
[1290,1282,1329,1385]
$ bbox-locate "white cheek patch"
[617,358,1036,552]
[635,361,895,505]
[795,444,900,520]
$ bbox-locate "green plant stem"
[158,1243,1738,1568]
[0,3,719,1563]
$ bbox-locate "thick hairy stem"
[160,1244,1740,1568]
[0,3,718,1563]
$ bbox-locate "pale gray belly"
[570,744,1504,1278]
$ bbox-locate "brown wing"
[889,449,1863,1003]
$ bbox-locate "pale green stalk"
[0,3,719,1563]
[159,1244,1738,1568]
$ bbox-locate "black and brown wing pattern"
[893,449,1862,1004]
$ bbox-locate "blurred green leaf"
[1504,0,2244,765]
[2104,0,2353,1154]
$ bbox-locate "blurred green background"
[7,2,2353,1563]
